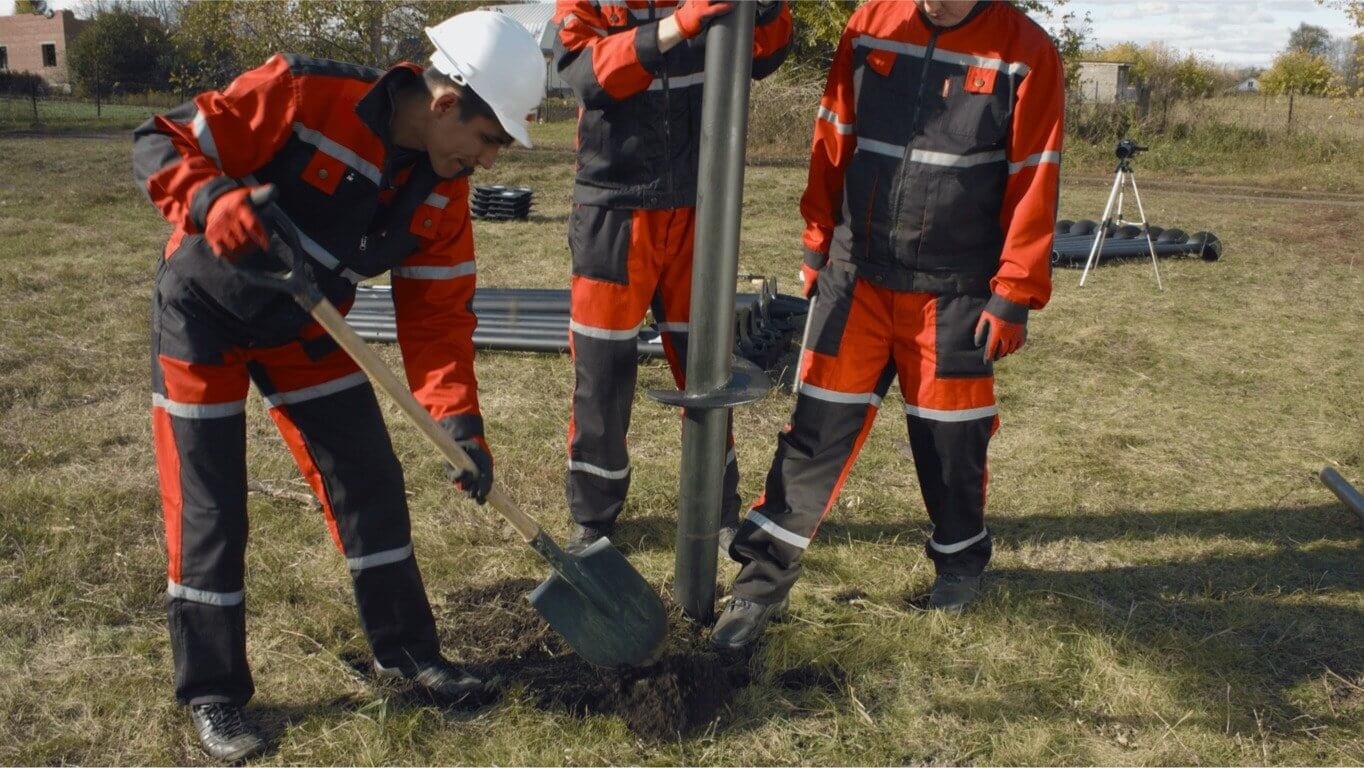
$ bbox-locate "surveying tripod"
[1079,140,1164,290]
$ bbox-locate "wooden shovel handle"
[309,300,541,543]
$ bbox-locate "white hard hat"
[425,11,545,148]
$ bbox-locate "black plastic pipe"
[672,2,757,624]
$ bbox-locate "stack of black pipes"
[344,284,810,369]
[1051,219,1222,266]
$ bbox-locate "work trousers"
[566,205,739,528]
[151,263,439,705]
[731,267,997,604]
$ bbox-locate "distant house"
[485,2,570,97]
[0,10,89,90]
[1235,77,1259,93]
[1076,60,1140,103]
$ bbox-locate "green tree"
[1287,22,1333,56]
[67,8,173,96]
[1259,49,1342,94]
[12,0,40,14]
[787,1,857,73]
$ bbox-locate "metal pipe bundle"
[345,284,809,369]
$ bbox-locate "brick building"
[0,10,88,90]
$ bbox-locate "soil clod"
[437,578,750,739]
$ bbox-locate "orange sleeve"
[992,38,1065,311]
[554,0,663,108]
[752,1,793,80]
[797,25,857,267]
[391,180,483,438]
[132,54,297,231]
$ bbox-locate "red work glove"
[973,295,1029,363]
[673,0,734,39]
[203,186,271,262]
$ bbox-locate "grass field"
[0,125,1361,765]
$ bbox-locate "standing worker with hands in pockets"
[714,0,1065,648]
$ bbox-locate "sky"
[1065,0,1359,68]
[3,0,1359,69]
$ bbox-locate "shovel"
[238,188,667,668]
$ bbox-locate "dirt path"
[1064,175,1364,208]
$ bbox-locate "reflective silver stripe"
[910,149,1006,168]
[656,321,689,333]
[152,394,245,419]
[192,111,220,167]
[568,459,631,480]
[799,382,883,407]
[392,262,476,280]
[167,580,243,607]
[928,528,989,554]
[424,192,450,209]
[648,72,705,91]
[903,403,998,422]
[261,371,368,409]
[817,105,855,135]
[857,138,905,159]
[853,35,1029,76]
[1009,150,1062,174]
[747,510,811,549]
[569,320,640,341]
[293,123,382,186]
[346,543,413,571]
[726,447,736,465]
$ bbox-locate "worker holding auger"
[713,0,1066,648]
[552,0,793,555]
[132,12,544,761]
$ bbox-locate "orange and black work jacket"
[554,0,793,209]
[802,1,1064,308]
[132,54,486,440]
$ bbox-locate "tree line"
[3,0,1361,103]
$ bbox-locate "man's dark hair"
[418,68,499,123]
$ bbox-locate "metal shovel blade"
[527,535,668,668]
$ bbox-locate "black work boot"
[190,703,267,763]
[565,523,613,554]
[374,656,486,704]
[710,597,788,651]
[929,573,982,612]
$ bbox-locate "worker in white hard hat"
[131,10,544,762]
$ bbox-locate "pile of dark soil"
[437,578,752,740]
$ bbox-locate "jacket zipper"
[887,27,939,260]
[653,1,673,199]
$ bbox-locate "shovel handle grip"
[308,301,541,542]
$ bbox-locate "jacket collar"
[355,62,424,145]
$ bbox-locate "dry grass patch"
[0,131,1360,764]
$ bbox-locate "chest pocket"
[302,149,345,194]
[854,48,916,148]
[939,65,1009,148]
